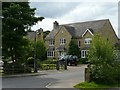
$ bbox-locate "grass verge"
[74,82,120,90]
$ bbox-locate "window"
[60,38,66,45]
[78,41,81,48]
[81,50,89,58]
[47,51,54,57]
[84,38,92,44]
[49,40,55,46]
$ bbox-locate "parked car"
[59,55,78,66]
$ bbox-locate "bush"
[80,58,88,64]
[88,35,119,84]
[3,63,32,74]
[41,59,57,64]
[41,64,56,70]
[37,59,57,70]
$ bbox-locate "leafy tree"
[36,40,47,60]
[115,42,120,50]
[43,30,50,39]
[68,39,81,58]
[2,2,44,64]
[88,35,119,84]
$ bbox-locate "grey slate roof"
[47,47,55,51]
[27,31,35,40]
[65,19,108,38]
[45,19,109,40]
[56,46,66,51]
[81,46,91,50]
[45,26,62,40]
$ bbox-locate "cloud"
[30,2,119,37]
[30,2,80,18]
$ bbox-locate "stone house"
[45,19,119,59]
[27,28,44,41]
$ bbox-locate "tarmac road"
[2,65,86,89]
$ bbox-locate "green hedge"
[3,63,32,74]
[41,64,56,70]
[41,59,57,64]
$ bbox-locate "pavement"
[0,70,53,78]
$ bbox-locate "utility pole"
[34,31,37,73]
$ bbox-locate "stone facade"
[45,19,119,59]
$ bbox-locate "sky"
[29,0,120,38]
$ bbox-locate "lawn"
[74,82,120,90]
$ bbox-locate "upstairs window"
[49,40,55,46]
[60,38,66,45]
[84,38,92,44]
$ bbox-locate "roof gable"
[45,26,62,40]
[54,26,72,38]
[82,28,94,37]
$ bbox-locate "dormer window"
[60,38,66,45]
[84,38,92,44]
[49,40,55,46]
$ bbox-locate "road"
[2,65,86,89]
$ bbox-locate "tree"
[43,30,50,39]
[2,2,44,64]
[68,39,81,58]
[36,40,47,60]
[88,35,119,84]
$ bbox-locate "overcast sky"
[29,0,119,38]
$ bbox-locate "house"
[27,28,43,41]
[45,19,119,59]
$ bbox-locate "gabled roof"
[45,19,110,40]
[64,25,76,37]
[45,26,62,40]
[65,19,108,38]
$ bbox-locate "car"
[59,55,78,66]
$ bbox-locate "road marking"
[45,82,53,88]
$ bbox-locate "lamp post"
[34,31,37,73]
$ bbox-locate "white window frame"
[84,38,92,44]
[78,40,81,48]
[60,38,66,45]
[81,50,89,58]
[49,40,55,46]
[47,51,55,57]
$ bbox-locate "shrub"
[41,64,56,70]
[41,59,57,64]
[3,63,32,74]
[80,58,88,64]
[88,35,119,84]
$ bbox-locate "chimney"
[36,28,43,40]
[38,28,43,33]
[53,21,59,29]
